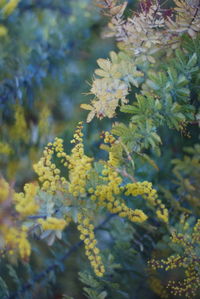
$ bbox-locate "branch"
[188,120,200,125]
[120,140,135,171]
[114,166,136,182]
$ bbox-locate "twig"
[120,140,135,171]
[115,167,136,182]
[188,120,200,125]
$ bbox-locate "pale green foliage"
[83,0,199,127]
[81,51,144,121]
[112,120,161,155]
[79,272,108,299]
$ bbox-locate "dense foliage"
[0,0,200,298]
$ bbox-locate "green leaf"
[112,123,130,137]
[120,105,136,114]
[177,75,189,86]
[187,53,197,68]
[176,88,190,97]
[146,79,160,90]
[79,272,101,289]
[98,291,107,299]
[0,277,9,298]
[7,265,21,288]
[168,68,177,82]
[71,207,78,223]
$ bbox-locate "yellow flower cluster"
[0,178,32,260]
[156,209,169,224]
[10,105,28,142]
[149,218,200,298]
[68,122,93,197]
[34,123,93,197]
[0,177,9,202]
[77,213,105,277]
[2,0,20,16]
[167,265,199,298]
[38,106,51,136]
[0,142,12,155]
[103,131,116,144]
[125,181,169,223]
[38,217,68,231]
[170,231,190,250]
[149,253,188,296]
[192,219,200,243]
[33,137,68,194]
[3,225,31,261]
[91,161,147,223]
[14,183,39,217]
[0,24,8,37]
[162,254,184,271]
[125,181,156,203]
[53,137,69,166]
[6,160,19,180]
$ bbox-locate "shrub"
[0,1,199,298]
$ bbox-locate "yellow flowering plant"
[0,178,31,261]
[29,122,168,275]
[0,0,200,298]
[149,217,200,298]
[1,120,169,276]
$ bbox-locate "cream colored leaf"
[80,104,93,111]
[86,110,95,123]
[97,58,111,71]
[110,2,127,17]
[110,51,118,63]
[147,56,156,64]
[95,69,109,77]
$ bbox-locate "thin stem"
[115,166,136,182]
[120,140,135,171]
